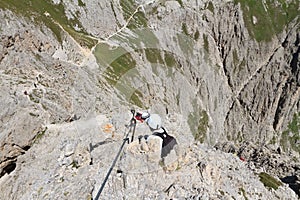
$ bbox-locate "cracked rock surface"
[0,0,299,199]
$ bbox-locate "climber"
[135,111,177,158]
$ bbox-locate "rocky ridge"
[0,114,297,199]
[0,0,299,199]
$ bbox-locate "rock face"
[215,141,300,196]
[0,0,299,199]
[0,115,297,199]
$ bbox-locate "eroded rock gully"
[0,0,299,199]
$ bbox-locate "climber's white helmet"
[145,114,162,130]
[141,112,150,119]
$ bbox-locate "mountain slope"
[0,0,299,199]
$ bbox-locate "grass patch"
[94,43,128,67]
[144,48,179,68]
[176,0,184,7]
[29,89,43,104]
[128,11,147,29]
[120,0,135,21]
[194,29,200,41]
[108,28,159,51]
[129,90,144,108]
[113,73,144,108]
[33,127,47,144]
[236,131,244,143]
[133,28,159,47]
[203,34,209,53]
[164,51,177,67]
[64,27,97,49]
[105,52,136,85]
[233,49,239,66]
[145,49,181,77]
[234,0,299,42]
[94,43,136,85]
[94,33,164,109]
[120,0,147,29]
[94,43,144,107]
[71,160,79,169]
[177,33,194,57]
[198,110,209,137]
[206,1,214,13]
[239,188,248,200]
[219,190,225,196]
[64,191,69,196]
[29,93,39,103]
[78,0,85,7]
[233,49,246,73]
[188,110,209,143]
[159,159,165,167]
[238,59,246,72]
[110,2,121,28]
[288,112,300,134]
[215,64,221,72]
[37,187,43,196]
[280,112,300,153]
[145,48,164,64]
[182,22,189,36]
[86,194,92,200]
[270,135,277,145]
[259,172,282,190]
[0,0,97,48]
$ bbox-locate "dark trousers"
[153,128,177,158]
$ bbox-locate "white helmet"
[145,114,162,130]
[141,112,150,119]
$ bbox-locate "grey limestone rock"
[0,0,299,199]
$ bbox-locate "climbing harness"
[94,109,136,200]
[153,127,177,158]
